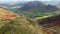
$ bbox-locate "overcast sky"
[0,0,58,2]
[0,0,60,3]
[0,0,52,2]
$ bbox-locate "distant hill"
[17,1,58,12]
[16,1,59,17]
[17,1,46,12]
[0,8,59,34]
[55,3,60,9]
[0,2,25,9]
[0,1,60,34]
[6,2,25,7]
[38,15,60,27]
[1,1,59,18]
[44,5,59,12]
[0,3,8,8]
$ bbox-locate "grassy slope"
[0,8,59,34]
[3,7,58,18]
[0,16,44,34]
[0,8,44,34]
[3,8,26,17]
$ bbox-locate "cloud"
[0,0,60,3]
[0,0,53,2]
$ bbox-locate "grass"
[0,16,44,34]
[0,8,60,34]
[2,8,55,17]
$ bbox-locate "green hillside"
[0,8,60,34]
[4,7,58,18]
[0,8,43,34]
[0,16,44,34]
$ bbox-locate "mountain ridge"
[0,8,19,20]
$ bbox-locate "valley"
[0,1,60,34]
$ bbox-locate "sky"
[0,0,60,3]
[0,0,58,2]
[0,0,52,2]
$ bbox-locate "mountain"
[0,8,59,34]
[17,1,47,17]
[0,8,19,20]
[0,3,8,8]
[17,1,46,12]
[42,1,60,9]
[6,2,25,7]
[42,1,60,5]
[16,1,59,17]
[1,1,59,18]
[38,15,60,26]
[0,1,60,34]
[37,14,60,34]
[18,1,59,12]
[55,3,60,9]
[0,2,25,9]
[44,5,59,11]
[0,8,45,34]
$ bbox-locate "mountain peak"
[17,1,46,11]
